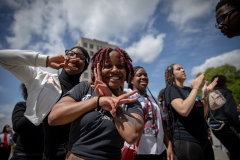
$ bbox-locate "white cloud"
[0,102,17,131]
[0,113,12,132]
[5,0,160,54]
[126,34,166,63]
[165,0,215,33]
[191,49,240,76]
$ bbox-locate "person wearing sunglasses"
[215,0,240,38]
[0,46,90,160]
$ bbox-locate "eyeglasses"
[215,8,238,28]
[65,50,85,61]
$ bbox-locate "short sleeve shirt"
[164,84,208,144]
[65,81,143,160]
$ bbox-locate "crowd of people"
[0,0,239,160]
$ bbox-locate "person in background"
[164,64,217,160]
[10,83,44,160]
[48,47,144,160]
[209,74,240,160]
[215,0,240,38]
[0,125,14,160]
[0,46,90,160]
[158,88,168,127]
[125,66,173,160]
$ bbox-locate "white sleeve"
[0,50,48,87]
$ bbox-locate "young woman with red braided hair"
[49,47,144,160]
[164,64,218,160]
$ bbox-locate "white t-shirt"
[124,89,166,155]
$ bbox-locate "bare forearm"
[172,89,198,116]
[48,97,98,125]
[113,107,143,144]
[201,97,209,118]
[163,124,171,147]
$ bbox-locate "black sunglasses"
[65,50,86,61]
[215,8,238,28]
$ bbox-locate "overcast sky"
[0,0,240,130]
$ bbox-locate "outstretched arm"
[48,91,139,126]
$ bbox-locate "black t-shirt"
[164,84,208,144]
[65,81,143,160]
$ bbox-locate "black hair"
[20,83,28,101]
[216,0,240,12]
[91,47,134,85]
[128,66,144,90]
[211,74,227,87]
[158,88,165,102]
[2,125,10,133]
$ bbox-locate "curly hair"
[216,0,240,11]
[164,64,176,85]
[91,47,134,85]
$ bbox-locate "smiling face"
[65,48,85,75]
[132,68,148,94]
[101,50,126,95]
[216,4,240,38]
[173,64,186,84]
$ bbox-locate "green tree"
[196,64,240,103]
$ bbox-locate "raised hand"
[192,73,204,89]
[99,90,138,117]
[63,57,82,71]
[47,55,66,69]
[91,63,113,96]
[202,77,218,97]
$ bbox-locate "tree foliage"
[196,64,240,103]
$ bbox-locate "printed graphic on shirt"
[195,96,203,108]
[81,94,113,121]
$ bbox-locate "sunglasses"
[65,50,86,61]
[215,8,238,28]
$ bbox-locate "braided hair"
[216,0,240,11]
[164,63,177,141]
[91,47,134,85]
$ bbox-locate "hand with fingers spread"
[192,73,205,90]
[63,57,81,71]
[46,55,66,69]
[91,63,113,96]
[99,90,138,117]
[202,77,218,98]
